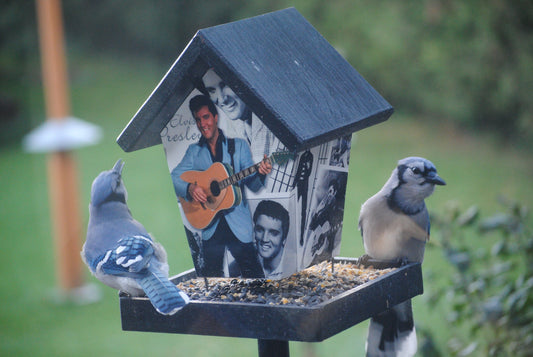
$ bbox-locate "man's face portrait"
[254,215,285,260]
[202,69,246,121]
[194,105,218,141]
[326,184,337,200]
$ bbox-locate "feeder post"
[258,339,289,357]
[35,0,84,292]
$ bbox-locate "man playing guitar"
[171,95,272,278]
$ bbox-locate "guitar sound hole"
[210,181,221,197]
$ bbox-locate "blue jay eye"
[411,167,421,175]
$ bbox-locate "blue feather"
[136,268,190,315]
[98,236,153,276]
[359,157,445,356]
[83,159,189,315]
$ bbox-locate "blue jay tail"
[366,300,417,357]
[136,269,189,315]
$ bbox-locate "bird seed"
[175,261,395,307]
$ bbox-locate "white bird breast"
[362,198,428,262]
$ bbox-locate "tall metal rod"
[258,339,290,357]
[36,0,84,292]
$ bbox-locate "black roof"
[117,7,393,152]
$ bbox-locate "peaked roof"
[117,7,393,153]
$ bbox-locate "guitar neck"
[219,161,263,190]
[217,151,292,190]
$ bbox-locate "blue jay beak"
[425,173,446,186]
[113,159,125,175]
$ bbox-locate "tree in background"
[1,0,532,146]
[429,198,533,356]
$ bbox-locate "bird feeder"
[117,8,422,356]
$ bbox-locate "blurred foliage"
[429,198,533,356]
[1,0,532,148]
[0,0,38,146]
[61,0,249,62]
[280,0,533,145]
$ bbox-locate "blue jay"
[82,159,189,315]
[358,157,445,357]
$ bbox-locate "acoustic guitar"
[179,151,293,230]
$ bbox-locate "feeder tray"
[120,257,422,342]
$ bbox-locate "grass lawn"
[1,54,531,356]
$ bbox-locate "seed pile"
[176,261,395,307]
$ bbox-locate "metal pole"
[35,0,84,292]
[258,339,290,357]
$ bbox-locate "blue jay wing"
[98,235,154,276]
[358,215,364,241]
[411,207,431,238]
[135,268,189,315]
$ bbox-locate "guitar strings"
[217,141,330,194]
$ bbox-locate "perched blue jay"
[358,157,445,357]
[82,159,189,315]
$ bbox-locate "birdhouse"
[117,8,393,280]
[116,9,427,357]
